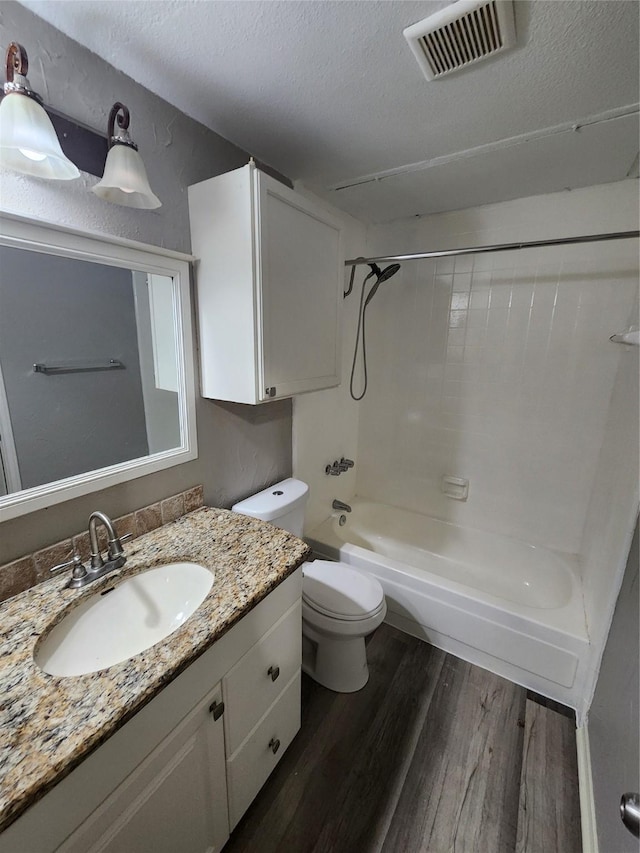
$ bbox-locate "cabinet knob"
[267,665,280,682]
[209,699,225,721]
[268,737,281,755]
[265,386,277,398]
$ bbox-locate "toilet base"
[302,625,370,693]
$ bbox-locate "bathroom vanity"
[0,508,310,853]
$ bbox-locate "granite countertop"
[0,507,310,832]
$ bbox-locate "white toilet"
[232,478,386,693]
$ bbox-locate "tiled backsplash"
[0,485,204,603]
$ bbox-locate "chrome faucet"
[89,511,125,570]
[325,457,355,476]
[50,511,130,589]
[332,499,352,513]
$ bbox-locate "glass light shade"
[0,92,80,180]
[92,143,161,209]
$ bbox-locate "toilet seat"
[302,560,385,621]
[302,597,387,640]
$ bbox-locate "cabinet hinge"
[209,699,224,720]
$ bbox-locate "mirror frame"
[0,211,198,522]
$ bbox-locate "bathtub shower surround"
[357,240,638,554]
[314,501,578,610]
[307,500,589,711]
[358,184,639,717]
[294,180,639,720]
[579,297,640,697]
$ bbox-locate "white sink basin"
[35,563,214,677]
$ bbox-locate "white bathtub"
[306,499,591,714]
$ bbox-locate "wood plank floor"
[225,624,581,853]
[515,700,582,853]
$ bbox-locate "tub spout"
[332,499,352,513]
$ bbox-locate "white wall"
[580,305,639,691]
[292,205,366,531]
[359,181,638,555]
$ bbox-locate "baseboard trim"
[576,724,599,853]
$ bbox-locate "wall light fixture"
[0,42,80,180]
[92,102,161,209]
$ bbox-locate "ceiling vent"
[404,0,516,81]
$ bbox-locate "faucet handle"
[50,553,87,580]
[340,457,355,469]
[107,531,132,561]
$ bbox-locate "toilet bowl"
[301,560,386,693]
[232,478,387,694]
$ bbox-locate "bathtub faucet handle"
[338,456,355,472]
[325,461,342,476]
[332,499,352,513]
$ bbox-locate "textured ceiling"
[17,0,640,223]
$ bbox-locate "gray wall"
[0,247,149,488]
[589,520,639,853]
[0,2,292,565]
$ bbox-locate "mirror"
[0,213,197,521]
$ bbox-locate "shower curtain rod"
[344,230,640,267]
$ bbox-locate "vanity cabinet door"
[58,684,229,853]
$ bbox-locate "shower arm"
[343,230,640,275]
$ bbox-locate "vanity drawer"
[222,600,301,754]
[226,671,301,829]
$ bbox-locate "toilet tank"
[231,478,309,537]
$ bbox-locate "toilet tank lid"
[231,478,309,521]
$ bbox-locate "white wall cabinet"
[188,162,343,404]
[0,570,302,853]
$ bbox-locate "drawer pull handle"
[209,700,225,721]
[269,737,281,755]
[268,665,280,682]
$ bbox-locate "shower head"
[364,262,401,307]
[369,262,401,283]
